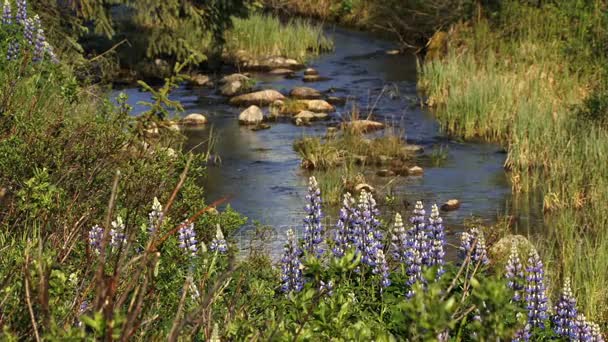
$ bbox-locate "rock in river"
[298,99,335,112]
[293,110,329,123]
[408,166,424,176]
[239,105,264,125]
[440,199,460,211]
[342,119,385,133]
[290,86,322,99]
[180,113,208,126]
[304,68,319,76]
[229,90,286,107]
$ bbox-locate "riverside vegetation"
[419,0,608,325]
[1,0,607,340]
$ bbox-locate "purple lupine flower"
[372,249,390,289]
[2,0,11,25]
[590,322,605,342]
[209,224,228,253]
[407,201,431,267]
[33,27,46,62]
[302,176,324,257]
[147,197,163,235]
[552,277,577,338]
[513,324,531,342]
[45,43,58,64]
[16,0,25,24]
[524,249,548,329]
[76,300,89,327]
[110,216,126,250]
[505,244,525,302]
[88,225,103,254]
[390,212,408,262]
[574,314,594,341]
[333,192,355,257]
[459,228,489,265]
[405,247,423,298]
[427,204,445,275]
[23,17,34,46]
[352,190,383,267]
[319,280,333,297]
[281,229,304,293]
[6,40,19,61]
[408,201,426,237]
[178,222,198,257]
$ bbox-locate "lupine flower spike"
[408,201,431,267]
[505,244,525,301]
[178,222,198,257]
[391,212,408,262]
[373,249,391,289]
[88,225,103,254]
[33,26,46,62]
[110,216,126,250]
[303,176,324,257]
[2,0,11,25]
[210,224,228,253]
[16,0,26,24]
[148,197,163,235]
[552,277,577,338]
[333,192,355,257]
[280,229,304,293]
[6,40,19,61]
[405,247,423,298]
[319,280,334,297]
[427,204,446,276]
[24,17,34,46]
[524,249,548,329]
[353,190,383,267]
[459,228,489,265]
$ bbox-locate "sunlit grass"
[225,13,333,62]
[418,3,608,322]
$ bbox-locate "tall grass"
[419,1,608,322]
[225,13,333,62]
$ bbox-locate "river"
[115,26,540,257]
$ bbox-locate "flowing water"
[115,27,540,257]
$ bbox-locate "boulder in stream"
[342,119,385,133]
[304,68,319,76]
[230,90,286,107]
[190,74,210,87]
[238,105,264,125]
[290,86,322,99]
[408,166,424,176]
[298,99,335,112]
[440,199,460,211]
[180,113,208,127]
[269,68,296,77]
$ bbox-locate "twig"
[24,251,41,342]
[88,39,129,63]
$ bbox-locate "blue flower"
[23,17,34,46]
[16,0,25,24]
[2,0,11,25]
[33,26,46,62]
[281,229,304,293]
[552,277,577,338]
[405,246,423,298]
[372,249,390,289]
[513,324,531,342]
[352,190,383,268]
[459,228,489,266]
[303,176,324,257]
[505,244,525,301]
[427,204,446,275]
[319,280,334,297]
[147,197,164,235]
[88,225,103,254]
[178,222,198,257]
[407,201,431,267]
[209,224,228,254]
[110,216,126,251]
[524,249,548,329]
[6,40,19,61]
[333,192,355,258]
[390,212,408,262]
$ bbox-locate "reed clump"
[419,1,608,322]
